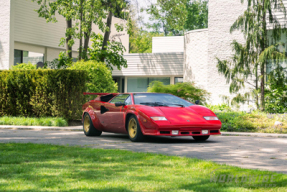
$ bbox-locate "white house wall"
[0,0,14,69]
[112,53,184,76]
[13,0,129,60]
[184,29,209,90]
[206,0,249,105]
[152,36,184,53]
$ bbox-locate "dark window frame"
[174,77,184,84]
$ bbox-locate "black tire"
[127,115,144,142]
[192,135,210,141]
[83,113,102,136]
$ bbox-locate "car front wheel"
[127,115,144,142]
[192,135,210,141]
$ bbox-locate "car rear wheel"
[192,135,210,141]
[127,115,144,142]
[83,113,102,136]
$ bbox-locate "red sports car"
[82,93,221,142]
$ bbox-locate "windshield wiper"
[165,103,185,107]
[140,102,184,107]
[140,102,166,106]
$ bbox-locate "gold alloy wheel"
[84,115,90,133]
[128,118,137,138]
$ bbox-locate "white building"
[0,0,129,69]
[113,36,184,93]
[1,0,286,105]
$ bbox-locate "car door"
[101,94,131,133]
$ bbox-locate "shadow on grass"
[0,143,286,192]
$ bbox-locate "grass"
[0,143,286,192]
[0,116,68,127]
[217,111,287,133]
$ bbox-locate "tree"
[99,0,129,62]
[77,0,106,60]
[129,30,163,53]
[144,0,188,36]
[185,0,208,31]
[32,0,76,58]
[89,34,127,71]
[143,0,208,36]
[217,0,287,111]
[33,0,129,69]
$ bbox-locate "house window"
[127,77,170,92]
[175,77,183,84]
[14,49,44,65]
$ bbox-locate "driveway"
[1,129,287,174]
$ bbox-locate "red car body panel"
[82,93,222,136]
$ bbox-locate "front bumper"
[143,128,221,136]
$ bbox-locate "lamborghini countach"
[82,93,221,142]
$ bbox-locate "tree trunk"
[260,0,266,111]
[78,0,83,60]
[255,64,259,109]
[66,19,72,59]
[83,22,92,60]
[101,10,113,62]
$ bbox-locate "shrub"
[11,62,37,70]
[45,52,73,69]
[68,60,118,94]
[147,81,210,104]
[265,78,287,113]
[0,116,68,127]
[205,104,232,112]
[217,111,287,133]
[0,70,86,120]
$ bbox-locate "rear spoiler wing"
[83,93,118,102]
[83,93,115,96]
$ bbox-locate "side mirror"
[115,102,126,107]
[195,100,200,105]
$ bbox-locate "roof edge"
[184,28,208,35]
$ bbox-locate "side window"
[125,96,132,105]
[110,94,130,104]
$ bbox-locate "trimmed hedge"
[0,70,86,120]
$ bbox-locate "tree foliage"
[89,34,127,71]
[145,0,188,36]
[128,16,164,54]
[142,0,208,36]
[265,64,287,113]
[32,0,129,71]
[32,0,77,58]
[147,81,210,104]
[185,0,208,31]
[217,0,287,111]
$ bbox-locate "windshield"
[133,93,193,107]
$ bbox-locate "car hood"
[159,105,216,125]
[137,105,217,125]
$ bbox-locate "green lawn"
[0,116,68,127]
[0,143,286,192]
